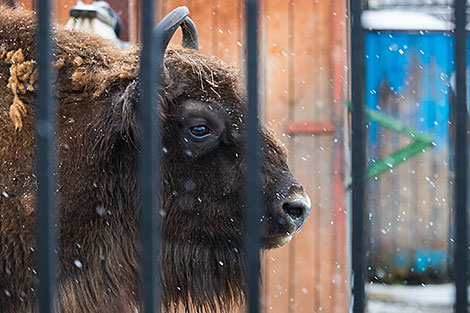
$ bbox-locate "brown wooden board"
[264,0,289,137]
[263,0,291,311]
[289,0,318,311]
[212,0,239,65]
[291,134,320,313]
[185,0,213,53]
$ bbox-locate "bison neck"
[161,237,246,313]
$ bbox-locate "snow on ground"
[366,284,454,313]
[367,301,452,313]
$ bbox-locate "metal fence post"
[350,0,366,313]
[243,0,262,312]
[453,0,468,312]
[139,0,162,312]
[36,0,58,312]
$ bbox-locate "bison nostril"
[282,202,304,220]
[282,199,310,224]
[277,195,311,233]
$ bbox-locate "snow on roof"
[368,0,453,8]
[362,10,453,31]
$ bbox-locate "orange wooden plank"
[329,0,348,309]
[290,135,318,313]
[262,245,292,313]
[236,0,245,65]
[185,0,213,53]
[263,0,289,137]
[127,0,139,43]
[290,0,316,121]
[213,0,239,65]
[320,136,336,313]
[53,0,85,25]
[316,2,335,311]
[262,0,291,312]
[292,4,316,313]
[290,0,317,311]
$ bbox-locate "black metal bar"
[139,0,161,312]
[243,0,262,313]
[350,0,366,313]
[453,0,468,312]
[36,0,58,312]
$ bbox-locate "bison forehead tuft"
[162,48,243,107]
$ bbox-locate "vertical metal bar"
[454,0,468,312]
[139,0,161,312]
[350,0,365,313]
[243,0,262,313]
[36,0,58,312]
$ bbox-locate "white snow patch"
[362,10,452,31]
[74,260,83,269]
[366,284,456,308]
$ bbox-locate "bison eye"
[189,125,211,138]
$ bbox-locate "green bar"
[345,101,435,181]
[366,141,430,180]
[365,107,433,145]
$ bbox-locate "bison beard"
[0,6,310,313]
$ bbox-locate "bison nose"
[281,195,311,231]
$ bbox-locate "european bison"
[0,6,311,313]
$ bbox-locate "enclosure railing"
[350,0,366,312]
[243,0,263,313]
[453,0,468,312]
[34,0,470,312]
[350,0,469,313]
[138,0,161,312]
[36,0,57,312]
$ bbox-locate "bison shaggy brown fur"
[0,6,310,313]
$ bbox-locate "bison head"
[153,5,311,247]
[126,7,311,312]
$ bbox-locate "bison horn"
[153,6,199,57]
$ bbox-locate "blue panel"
[365,32,454,154]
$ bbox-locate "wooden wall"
[4,0,350,311]
[165,1,350,311]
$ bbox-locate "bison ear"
[153,6,199,64]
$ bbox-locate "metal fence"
[351,1,468,313]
